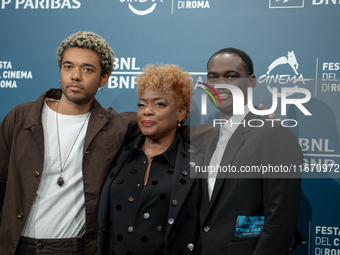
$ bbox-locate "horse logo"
[267,51,299,75]
[258,50,312,97]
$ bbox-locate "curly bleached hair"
[136,64,193,124]
[57,31,114,75]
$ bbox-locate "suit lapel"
[201,133,219,218]
[207,132,245,208]
[204,112,260,219]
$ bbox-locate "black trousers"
[15,236,85,255]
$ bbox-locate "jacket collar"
[128,134,179,168]
[24,88,111,129]
[24,88,111,155]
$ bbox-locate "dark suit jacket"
[96,134,204,255]
[198,112,302,255]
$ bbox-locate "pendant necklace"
[55,101,90,187]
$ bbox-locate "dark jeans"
[15,236,85,255]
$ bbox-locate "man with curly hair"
[0,31,138,254]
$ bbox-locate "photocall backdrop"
[1,1,339,254]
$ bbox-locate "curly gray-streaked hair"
[57,31,114,75]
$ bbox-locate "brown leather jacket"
[0,89,138,254]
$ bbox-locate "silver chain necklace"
[55,102,90,187]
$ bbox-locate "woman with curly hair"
[96,64,203,255]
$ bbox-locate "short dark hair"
[207,48,254,76]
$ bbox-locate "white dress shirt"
[207,105,250,200]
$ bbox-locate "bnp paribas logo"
[120,0,163,15]
[269,0,304,8]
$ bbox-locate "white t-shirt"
[22,99,90,238]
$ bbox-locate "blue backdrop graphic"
[1,1,340,254]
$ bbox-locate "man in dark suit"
[197,48,302,255]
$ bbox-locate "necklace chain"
[55,101,90,187]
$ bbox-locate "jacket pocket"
[226,239,258,255]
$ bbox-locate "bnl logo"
[199,82,312,116]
